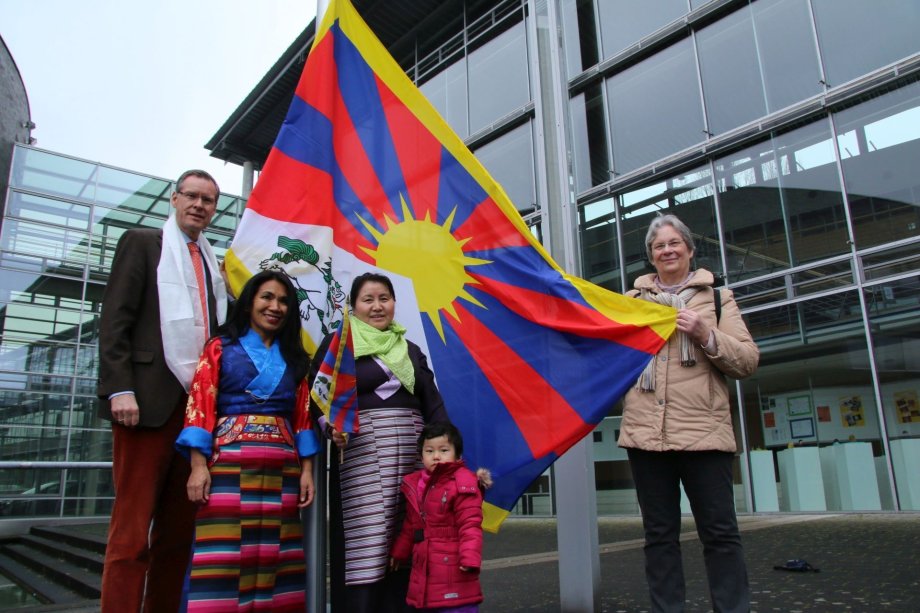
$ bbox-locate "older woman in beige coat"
[618,214,758,613]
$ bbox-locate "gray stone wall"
[0,35,32,215]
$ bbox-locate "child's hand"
[460,565,479,573]
[475,467,493,490]
[389,557,400,572]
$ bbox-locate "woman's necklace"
[654,271,694,294]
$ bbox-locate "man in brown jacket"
[97,169,227,612]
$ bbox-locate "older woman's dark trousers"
[627,449,750,613]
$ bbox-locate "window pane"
[96,166,172,212]
[579,197,621,291]
[861,242,920,283]
[716,119,850,282]
[474,122,536,212]
[698,0,821,131]
[5,192,92,231]
[752,0,822,112]
[618,165,718,286]
[813,0,920,86]
[598,0,686,59]
[865,277,920,509]
[740,292,893,510]
[561,0,599,77]
[0,219,90,273]
[571,84,609,193]
[11,148,96,202]
[697,4,766,135]
[420,57,469,139]
[607,38,705,174]
[468,23,530,133]
[834,80,920,249]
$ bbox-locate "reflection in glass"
[0,219,91,274]
[740,292,893,510]
[812,0,920,87]
[5,192,93,231]
[698,0,822,136]
[751,0,821,112]
[0,427,69,462]
[597,0,686,59]
[579,197,621,292]
[862,242,920,283]
[560,0,598,78]
[0,467,114,519]
[834,81,920,249]
[618,165,718,286]
[96,166,171,211]
[607,38,705,174]
[468,23,530,134]
[571,84,609,193]
[716,119,850,282]
[420,57,469,138]
[697,4,766,135]
[865,278,920,509]
[11,148,97,202]
[0,393,72,429]
[473,122,536,213]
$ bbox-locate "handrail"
[0,462,111,469]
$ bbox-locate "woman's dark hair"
[417,421,463,457]
[215,269,309,380]
[349,272,395,307]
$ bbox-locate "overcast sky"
[0,0,318,195]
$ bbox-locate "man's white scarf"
[157,215,227,391]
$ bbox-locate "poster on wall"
[817,405,831,423]
[760,397,787,445]
[840,395,865,427]
[789,417,816,440]
[894,390,920,423]
[787,395,812,416]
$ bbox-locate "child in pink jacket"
[390,422,484,612]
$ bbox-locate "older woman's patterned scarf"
[635,284,700,392]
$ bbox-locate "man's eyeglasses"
[176,190,217,207]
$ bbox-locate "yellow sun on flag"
[358,194,490,341]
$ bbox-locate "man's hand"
[111,393,140,427]
[187,453,211,504]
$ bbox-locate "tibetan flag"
[310,308,359,434]
[226,0,676,532]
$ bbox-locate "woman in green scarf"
[310,272,450,613]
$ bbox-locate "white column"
[241,160,255,199]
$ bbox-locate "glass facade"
[568,0,920,513]
[0,146,244,518]
[406,0,920,515]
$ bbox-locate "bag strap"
[714,287,722,324]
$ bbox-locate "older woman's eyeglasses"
[652,239,684,252]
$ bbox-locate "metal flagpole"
[527,0,601,609]
[304,2,331,609]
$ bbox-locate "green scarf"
[350,315,415,394]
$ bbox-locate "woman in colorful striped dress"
[176,270,320,612]
[310,272,450,613]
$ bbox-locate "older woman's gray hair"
[645,214,695,261]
